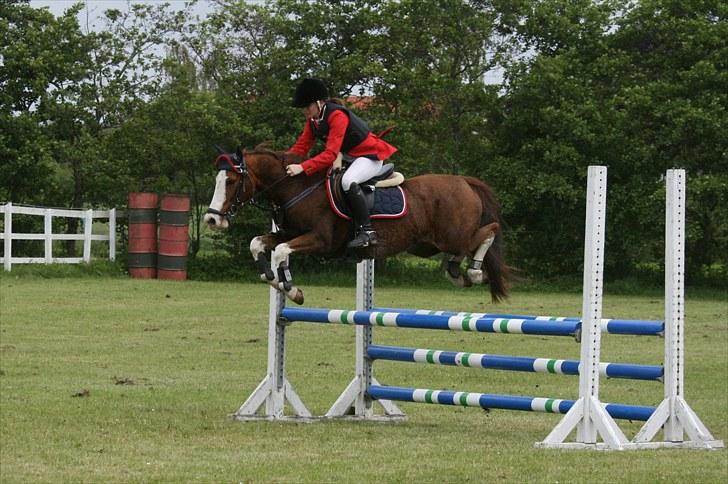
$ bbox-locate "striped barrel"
[157,194,190,281]
[368,385,656,421]
[280,307,579,337]
[367,345,664,381]
[374,307,665,336]
[127,192,158,279]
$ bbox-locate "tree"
[1,1,191,254]
[484,0,727,280]
[0,2,91,208]
[106,46,250,256]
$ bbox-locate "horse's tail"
[465,177,511,303]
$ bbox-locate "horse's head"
[204,147,294,230]
[204,149,256,230]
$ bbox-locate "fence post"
[83,209,93,263]
[108,208,116,262]
[45,208,53,264]
[3,203,11,271]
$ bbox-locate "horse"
[204,147,510,305]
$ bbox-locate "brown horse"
[204,148,509,305]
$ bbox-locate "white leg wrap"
[271,243,293,269]
[467,235,495,285]
[250,236,274,282]
[249,236,267,259]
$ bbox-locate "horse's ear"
[235,145,244,158]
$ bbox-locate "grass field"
[1,273,726,483]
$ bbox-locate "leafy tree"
[1,1,191,254]
[370,0,506,176]
[107,47,250,256]
[0,2,90,207]
[484,0,727,281]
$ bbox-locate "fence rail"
[1,202,116,271]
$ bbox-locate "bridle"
[206,150,310,221]
[206,151,251,219]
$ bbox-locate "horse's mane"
[250,143,305,164]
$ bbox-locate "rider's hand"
[286,164,304,176]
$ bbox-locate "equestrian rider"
[285,78,397,249]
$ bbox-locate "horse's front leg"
[270,232,329,305]
[250,234,286,283]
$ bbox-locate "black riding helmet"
[292,78,328,107]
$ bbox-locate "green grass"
[1,274,726,483]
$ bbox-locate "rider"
[285,78,397,248]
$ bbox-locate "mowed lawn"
[1,275,726,483]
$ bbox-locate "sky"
[30,0,214,31]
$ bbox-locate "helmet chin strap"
[314,100,326,122]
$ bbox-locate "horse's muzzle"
[204,211,229,230]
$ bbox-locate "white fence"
[1,202,116,272]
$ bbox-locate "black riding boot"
[345,183,377,248]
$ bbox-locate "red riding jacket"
[287,104,397,176]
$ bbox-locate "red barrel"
[158,194,190,281]
[128,192,158,279]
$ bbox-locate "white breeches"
[341,156,383,191]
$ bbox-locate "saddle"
[326,154,408,220]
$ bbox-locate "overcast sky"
[30,0,214,31]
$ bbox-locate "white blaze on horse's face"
[204,170,230,230]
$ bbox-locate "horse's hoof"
[287,287,304,305]
[467,268,484,285]
[445,272,472,288]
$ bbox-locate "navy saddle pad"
[325,175,407,220]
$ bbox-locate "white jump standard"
[232,167,723,451]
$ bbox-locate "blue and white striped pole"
[368,385,656,421]
[367,345,663,381]
[280,307,580,337]
[374,308,664,336]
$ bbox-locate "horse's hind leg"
[466,222,499,285]
[441,255,472,288]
